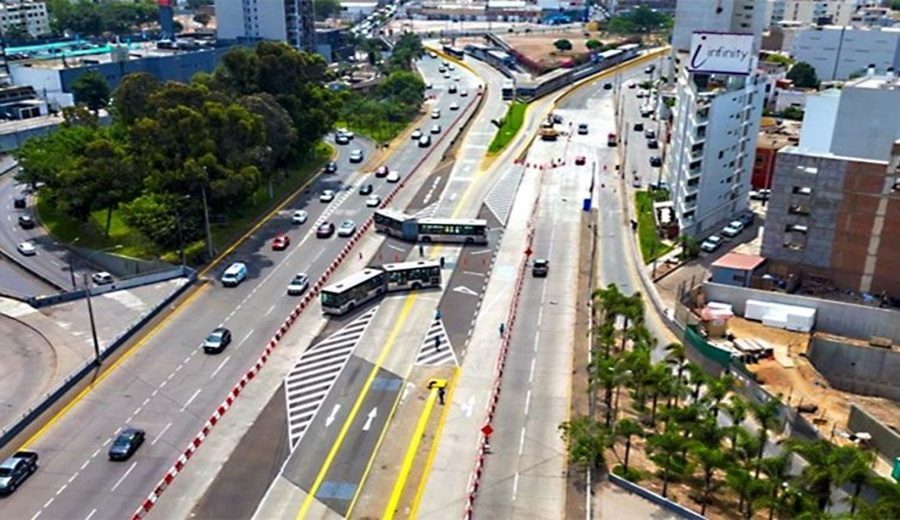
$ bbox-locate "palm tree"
[837,445,875,514]
[684,362,708,403]
[724,396,749,457]
[647,427,687,498]
[701,373,734,419]
[644,364,672,427]
[623,347,651,410]
[590,354,627,427]
[751,399,782,478]
[856,474,900,519]
[691,442,730,515]
[618,292,644,351]
[759,454,791,520]
[664,342,687,383]
[615,418,644,473]
[558,415,610,471]
[726,465,755,516]
[790,439,843,512]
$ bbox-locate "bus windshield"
[320,270,385,314]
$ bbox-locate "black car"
[0,452,38,494]
[647,139,659,149]
[359,183,374,195]
[108,428,145,461]
[633,122,644,132]
[317,222,335,238]
[203,327,232,354]
[649,156,663,167]
[603,82,613,90]
[18,214,35,229]
[13,196,26,209]
[532,259,549,277]
[324,161,337,174]
[335,133,350,145]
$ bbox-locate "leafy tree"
[15,125,96,190]
[585,39,603,51]
[239,93,298,166]
[377,70,425,108]
[608,6,672,34]
[765,53,793,66]
[857,475,900,519]
[559,415,610,470]
[314,0,341,21]
[71,71,110,113]
[787,62,820,89]
[778,106,804,121]
[615,419,644,473]
[390,33,424,71]
[691,443,730,515]
[759,454,792,520]
[892,0,900,11]
[647,427,688,497]
[112,72,160,125]
[80,137,136,235]
[750,399,781,479]
[553,39,573,52]
[3,22,32,42]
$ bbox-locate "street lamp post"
[67,237,81,291]
[83,272,101,366]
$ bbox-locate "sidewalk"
[415,151,543,518]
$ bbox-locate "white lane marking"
[110,461,137,492]
[529,358,536,383]
[56,483,67,495]
[534,330,541,351]
[133,406,143,416]
[512,472,520,501]
[152,422,173,445]
[524,390,532,415]
[211,355,231,379]
[239,329,254,346]
[142,397,150,406]
[85,509,97,520]
[151,389,158,397]
[102,438,111,447]
[91,448,101,458]
[30,510,42,520]
[518,427,526,455]
[181,388,202,412]
[68,473,78,484]
[174,363,183,373]
[265,304,276,316]
[80,460,90,471]
[43,497,54,508]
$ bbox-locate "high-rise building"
[767,0,862,27]
[790,25,900,81]
[0,0,50,38]
[664,0,768,236]
[215,0,316,52]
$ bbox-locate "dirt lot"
[500,31,617,70]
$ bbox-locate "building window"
[792,186,813,195]
[785,224,808,234]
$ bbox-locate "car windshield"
[206,332,223,343]
[293,276,305,284]
[0,467,12,476]
[113,435,131,447]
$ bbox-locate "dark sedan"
[316,222,335,238]
[108,427,145,461]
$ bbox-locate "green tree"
[553,39,573,52]
[585,39,603,51]
[559,415,610,470]
[608,6,672,34]
[389,33,424,71]
[787,62,820,89]
[615,419,644,473]
[892,0,900,11]
[790,439,843,511]
[71,70,111,113]
[80,137,136,235]
[315,0,342,21]
[647,427,688,498]
[726,465,756,517]
[724,396,749,457]
[750,399,782,479]
[239,93,298,166]
[378,70,425,108]
[765,53,794,66]
[691,443,730,516]
[759,454,792,520]
[112,72,160,125]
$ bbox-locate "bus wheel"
[422,237,432,243]
[412,282,422,290]
[348,302,356,311]
[465,237,474,244]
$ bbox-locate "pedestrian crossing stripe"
[415,317,457,367]
[283,307,378,450]
[413,202,439,220]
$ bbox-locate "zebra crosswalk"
[283,307,378,449]
[412,202,438,220]
[484,164,526,225]
[415,317,457,367]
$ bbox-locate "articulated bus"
[501,80,516,100]
[320,261,442,315]
[442,45,465,59]
[373,210,489,245]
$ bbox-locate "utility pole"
[201,184,214,260]
[83,273,101,366]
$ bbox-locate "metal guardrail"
[0,268,197,453]
[608,473,707,520]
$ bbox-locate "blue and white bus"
[416,217,488,244]
[320,261,442,315]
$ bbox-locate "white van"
[222,262,248,287]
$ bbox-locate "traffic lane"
[597,173,636,295]
[0,254,56,297]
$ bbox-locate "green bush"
[488,101,527,154]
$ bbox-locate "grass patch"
[635,190,674,263]
[337,119,410,144]
[38,143,332,265]
[487,101,527,155]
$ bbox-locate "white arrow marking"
[453,285,478,297]
[362,408,378,431]
[400,382,415,405]
[325,404,342,427]
[461,396,475,417]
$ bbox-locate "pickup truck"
[0,451,38,494]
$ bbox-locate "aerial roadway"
[0,56,482,520]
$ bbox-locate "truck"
[539,117,558,141]
[0,451,39,494]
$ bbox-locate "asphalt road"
[0,58,477,520]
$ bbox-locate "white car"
[287,273,310,295]
[336,128,354,139]
[448,64,455,71]
[411,129,423,140]
[291,209,308,224]
[386,171,400,183]
[460,89,468,97]
[431,108,441,119]
[700,235,723,253]
[454,75,461,82]
[721,220,745,238]
[443,73,451,79]
[17,241,36,256]
[449,102,459,111]
[337,220,357,237]
[319,190,335,203]
[431,124,441,134]
[349,149,364,163]
[366,195,381,207]
[92,272,113,285]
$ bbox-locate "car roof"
[121,427,142,436]
[211,327,228,335]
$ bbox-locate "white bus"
[416,217,488,244]
[383,261,441,292]
[320,269,386,315]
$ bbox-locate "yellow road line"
[382,388,439,520]
[20,283,210,450]
[296,295,418,519]
[407,367,461,518]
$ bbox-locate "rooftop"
[6,39,217,70]
[712,252,766,271]
[848,74,900,91]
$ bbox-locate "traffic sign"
[481,424,494,436]
[524,247,533,257]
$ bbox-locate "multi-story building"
[665,0,768,236]
[0,0,50,37]
[767,0,862,27]
[791,25,900,81]
[215,0,316,52]
[761,140,900,295]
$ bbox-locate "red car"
[575,155,586,165]
[375,165,389,178]
[272,234,290,250]
[316,222,335,238]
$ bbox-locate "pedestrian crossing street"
[415,317,457,367]
[484,164,525,225]
[283,307,378,450]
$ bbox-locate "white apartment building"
[215,0,316,51]
[0,0,49,37]
[665,0,768,236]
[791,25,900,81]
[767,0,861,27]
[799,71,900,161]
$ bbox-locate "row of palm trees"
[559,283,899,519]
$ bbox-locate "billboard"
[688,32,754,75]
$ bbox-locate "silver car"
[337,220,356,237]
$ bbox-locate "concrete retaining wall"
[70,245,172,278]
[703,282,900,342]
[848,404,900,462]
[608,473,706,520]
[808,337,900,401]
[27,266,190,308]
